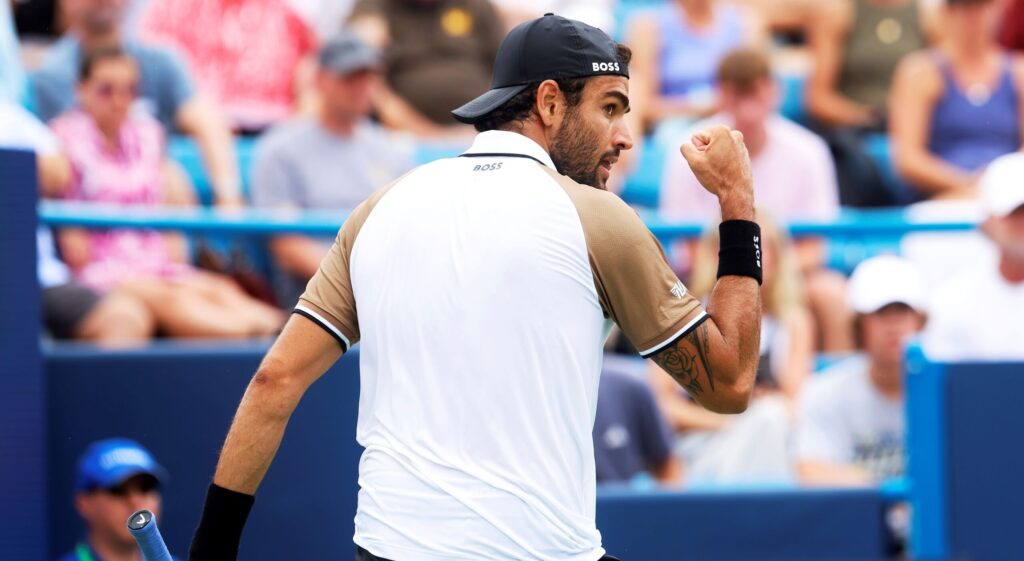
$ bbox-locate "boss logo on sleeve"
[754,235,762,269]
[670,281,687,299]
[592,61,621,72]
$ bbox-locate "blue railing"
[39,201,979,240]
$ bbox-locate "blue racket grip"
[128,509,174,561]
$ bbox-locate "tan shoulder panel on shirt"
[295,172,410,350]
[540,166,708,357]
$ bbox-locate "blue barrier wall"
[0,149,46,560]
[946,361,1024,561]
[47,345,889,561]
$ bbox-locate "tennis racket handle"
[128,509,174,561]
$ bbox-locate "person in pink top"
[661,48,852,352]
[49,47,284,338]
[137,0,318,132]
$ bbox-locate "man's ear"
[535,79,565,128]
[75,493,93,522]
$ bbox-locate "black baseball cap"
[451,13,629,124]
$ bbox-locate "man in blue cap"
[56,438,180,561]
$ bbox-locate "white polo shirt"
[295,131,707,561]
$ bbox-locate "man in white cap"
[795,255,927,486]
[924,153,1024,361]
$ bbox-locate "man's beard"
[549,110,605,189]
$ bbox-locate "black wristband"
[717,220,763,285]
[188,483,255,561]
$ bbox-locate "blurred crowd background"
[5,1,1024,555]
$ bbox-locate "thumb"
[680,142,703,167]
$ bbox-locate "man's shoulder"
[34,38,78,80]
[255,118,318,155]
[804,355,870,406]
[546,169,640,224]
[768,115,830,154]
[122,40,185,68]
[931,266,988,313]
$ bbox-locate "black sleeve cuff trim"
[292,308,348,352]
[638,313,710,358]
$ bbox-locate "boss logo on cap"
[592,61,620,72]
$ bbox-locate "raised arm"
[650,126,761,414]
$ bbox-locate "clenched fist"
[680,125,755,221]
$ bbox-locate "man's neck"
[88,532,140,561]
[510,122,552,156]
[76,28,122,52]
[868,361,903,400]
[734,122,768,158]
[999,252,1024,284]
[680,0,713,24]
[318,112,358,138]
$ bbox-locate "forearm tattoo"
[652,322,715,395]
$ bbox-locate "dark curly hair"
[473,44,633,133]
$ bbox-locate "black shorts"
[356,546,621,561]
[42,282,102,339]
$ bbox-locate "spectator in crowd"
[492,0,614,33]
[890,0,1023,200]
[1,95,154,345]
[2,0,26,103]
[137,0,319,133]
[806,0,937,207]
[662,49,851,352]
[348,0,504,136]
[594,369,682,486]
[251,31,414,306]
[32,0,242,206]
[1002,0,1024,52]
[625,0,764,134]
[925,153,1024,360]
[796,255,926,486]
[732,0,815,34]
[287,0,356,42]
[56,438,181,561]
[39,227,155,344]
[48,47,283,338]
[650,213,812,484]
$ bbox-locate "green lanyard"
[75,543,98,561]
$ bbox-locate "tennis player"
[189,14,762,561]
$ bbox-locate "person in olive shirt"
[349,0,504,136]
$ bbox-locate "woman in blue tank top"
[891,0,1023,199]
[626,0,762,134]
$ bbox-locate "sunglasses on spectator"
[99,476,159,497]
[92,82,139,99]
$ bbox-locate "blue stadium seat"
[167,135,258,205]
[862,133,919,205]
[778,72,808,125]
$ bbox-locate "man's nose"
[613,121,634,152]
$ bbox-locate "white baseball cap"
[980,153,1024,218]
[848,255,927,314]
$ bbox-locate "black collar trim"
[458,152,548,167]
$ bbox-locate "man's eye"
[605,104,616,116]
